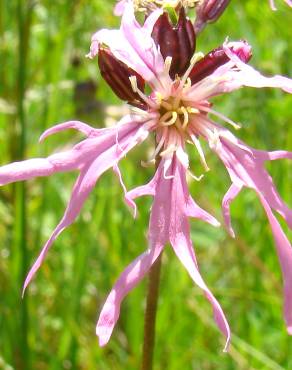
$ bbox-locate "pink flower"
[1,3,291,349]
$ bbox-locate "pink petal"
[270,0,292,10]
[270,0,277,9]
[223,44,292,93]
[221,183,242,238]
[88,4,164,84]
[255,150,292,162]
[186,196,221,227]
[96,243,164,346]
[23,160,100,294]
[213,135,292,229]
[113,164,137,216]
[0,155,80,185]
[259,195,292,334]
[39,120,96,141]
[209,129,292,333]
[21,119,151,292]
[155,156,230,350]
[114,0,128,16]
[171,233,231,351]
[98,154,229,347]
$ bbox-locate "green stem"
[141,254,162,370]
[14,0,30,368]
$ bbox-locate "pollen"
[157,96,199,132]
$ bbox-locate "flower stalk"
[141,154,163,370]
[141,253,163,370]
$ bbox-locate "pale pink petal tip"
[223,335,231,353]
[39,120,94,142]
[96,325,112,347]
[114,0,128,16]
[287,326,292,335]
[270,0,277,10]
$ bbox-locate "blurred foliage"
[0,0,291,369]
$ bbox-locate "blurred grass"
[0,0,291,369]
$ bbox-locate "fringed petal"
[208,128,292,334]
[0,155,80,185]
[96,243,164,346]
[186,196,220,227]
[39,120,99,141]
[221,183,242,238]
[222,44,292,93]
[171,233,231,351]
[88,3,164,84]
[114,0,128,16]
[259,195,292,334]
[211,134,292,229]
[156,155,230,349]
[12,118,151,293]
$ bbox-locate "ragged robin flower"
[0,3,291,350]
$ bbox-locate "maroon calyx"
[98,48,146,109]
[151,8,196,79]
[195,0,231,33]
[189,42,252,85]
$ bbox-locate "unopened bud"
[189,41,252,85]
[98,48,146,108]
[194,0,231,33]
[152,8,196,79]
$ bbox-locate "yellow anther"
[187,107,200,114]
[180,106,189,129]
[161,111,178,126]
[190,52,205,65]
[183,78,192,90]
[129,76,138,93]
[155,92,162,104]
[160,144,177,157]
[164,56,172,76]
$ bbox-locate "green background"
[0,0,291,369]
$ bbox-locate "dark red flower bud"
[195,0,231,33]
[98,48,146,109]
[189,41,252,85]
[151,8,196,79]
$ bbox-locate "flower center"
[157,95,199,132]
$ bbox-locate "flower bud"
[189,41,252,85]
[152,8,196,79]
[194,0,231,33]
[98,48,146,108]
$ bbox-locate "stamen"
[190,134,210,171]
[129,76,158,109]
[208,128,220,150]
[174,115,184,133]
[160,144,177,157]
[183,78,192,90]
[148,127,168,162]
[160,100,173,110]
[180,106,189,129]
[161,111,178,126]
[187,169,204,182]
[172,53,205,110]
[187,107,200,114]
[181,52,205,86]
[196,104,242,130]
[141,159,156,167]
[164,56,173,76]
